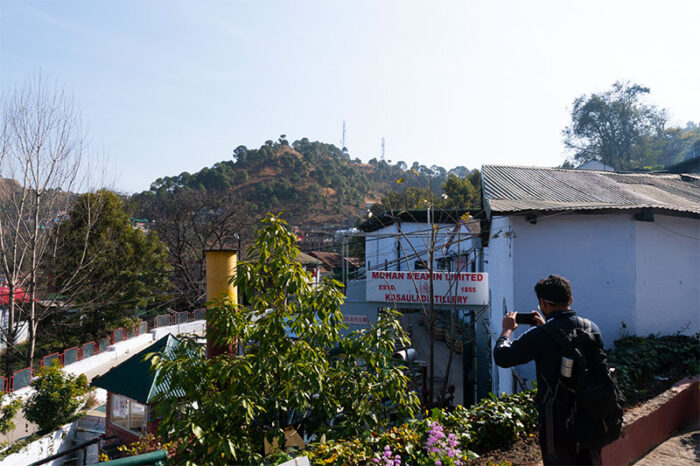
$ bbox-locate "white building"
[361,209,478,274]
[481,165,700,395]
[352,210,493,404]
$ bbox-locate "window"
[436,257,452,271]
[112,394,147,433]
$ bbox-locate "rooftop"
[358,209,472,232]
[482,165,700,217]
[91,334,181,404]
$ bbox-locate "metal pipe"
[30,435,116,466]
[94,450,168,465]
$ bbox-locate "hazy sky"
[2,1,699,193]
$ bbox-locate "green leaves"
[563,81,671,170]
[150,214,417,463]
[50,190,171,340]
[608,333,700,403]
[304,390,538,464]
[23,363,91,433]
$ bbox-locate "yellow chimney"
[205,249,237,358]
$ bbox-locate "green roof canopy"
[92,334,180,404]
[297,251,322,265]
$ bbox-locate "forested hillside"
[132,136,480,228]
[128,136,480,310]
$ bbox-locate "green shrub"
[300,390,536,465]
[0,392,21,445]
[462,390,537,453]
[608,333,700,401]
[23,362,91,433]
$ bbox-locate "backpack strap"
[542,378,558,457]
[540,319,575,355]
[539,317,581,460]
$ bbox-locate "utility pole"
[381,137,385,161]
[428,201,435,408]
[341,234,346,288]
[342,121,346,149]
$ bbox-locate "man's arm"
[493,311,544,368]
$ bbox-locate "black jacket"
[493,310,603,412]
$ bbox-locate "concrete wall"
[511,213,638,345]
[484,216,517,395]
[150,319,206,340]
[486,211,700,396]
[8,320,206,402]
[0,422,76,466]
[340,279,379,335]
[635,214,699,336]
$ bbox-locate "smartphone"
[515,313,536,325]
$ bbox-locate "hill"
[132,136,477,229]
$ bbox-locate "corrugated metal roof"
[297,251,322,265]
[91,334,182,404]
[482,165,700,216]
[358,209,472,232]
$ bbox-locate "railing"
[3,309,206,393]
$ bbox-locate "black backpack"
[541,316,624,451]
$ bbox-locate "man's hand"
[503,312,517,332]
[501,312,517,339]
[531,310,546,327]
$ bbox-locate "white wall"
[511,214,638,345]
[486,211,700,396]
[365,222,468,273]
[0,422,76,465]
[484,216,517,395]
[150,319,206,340]
[635,214,699,336]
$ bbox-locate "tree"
[149,214,418,463]
[563,81,667,170]
[440,174,479,209]
[131,188,250,311]
[647,124,700,168]
[0,76,87,369]
[23,362,90,433]
[49,190,170,339]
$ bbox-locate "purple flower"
[435,461,442,466]
[372,459,380,464]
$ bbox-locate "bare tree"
[131,188,251,311]
[0,76,90,370]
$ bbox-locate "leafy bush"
[301,390,537,465]
[304,420,473,466]
[115,434,177,459]
[23,363,91,433]
[149,215,419,464]
[460,390,537,453]
[608,333,700,401]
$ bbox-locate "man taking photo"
[493,275,610,466]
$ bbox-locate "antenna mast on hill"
[381,137,385,161]
[342,121,346,149]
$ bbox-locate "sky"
[1,0,699,193]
